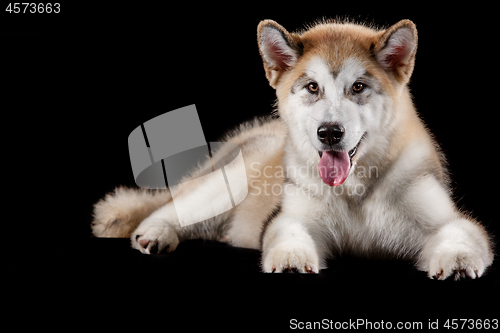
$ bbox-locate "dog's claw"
[305,266,316,273]
[433,269,444,280]
[283,266,299,273]
[149,242,158,254]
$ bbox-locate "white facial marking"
[287,56,384,155]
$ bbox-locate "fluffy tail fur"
[91,187,171,237]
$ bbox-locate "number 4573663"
[6,3,60,13]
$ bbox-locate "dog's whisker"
[344,114,360,124]
[306,111,318,121]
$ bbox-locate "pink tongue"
[318,151,351,186]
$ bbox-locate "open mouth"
[317,133,365,187]
[318,139,361,161]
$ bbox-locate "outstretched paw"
[419,219,493,281]
[428,249,486,280]
[131,219,179,254]
[262,242,319,273]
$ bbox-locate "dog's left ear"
[373,19,418,85]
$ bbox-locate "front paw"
[427,247,487,280]
[131,219,179,254]
[262,241,319,273]
[419,220,493,280]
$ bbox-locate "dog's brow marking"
[291,73,306,94]
[362,71,372,78]
[292,72,314,94]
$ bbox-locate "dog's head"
[257,19,417,186]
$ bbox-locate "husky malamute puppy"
[92,19,493,280]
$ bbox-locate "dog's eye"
[306,82,319,93]
[352,81,365,93]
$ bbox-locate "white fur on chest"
[293,141,456,258]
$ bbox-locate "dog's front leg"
[261,214,320,273]
[417,217,493,280]
[409,176,494,279]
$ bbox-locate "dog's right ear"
[257,20,302,89]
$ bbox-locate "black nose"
[317,123,345,146]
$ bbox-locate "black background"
[3,2,499,330]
